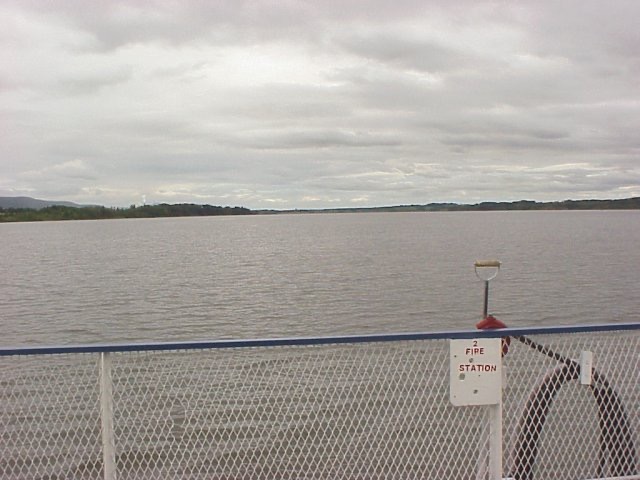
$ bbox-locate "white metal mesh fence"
[1,326,638,480]
[0,354,102,479]
[502,331,639,480]
[109,342,489,479]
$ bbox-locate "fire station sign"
[450,338,502,406]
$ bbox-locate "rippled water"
[2,211,639,346]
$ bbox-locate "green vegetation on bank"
[274,197,640,214]
[0,203,253,222]
[1,197,639,222]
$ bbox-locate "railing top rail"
[1,322,638,357]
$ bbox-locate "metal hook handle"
[474,260,501,282]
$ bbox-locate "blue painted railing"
[2,322,638,356]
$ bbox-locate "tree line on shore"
[283,197,640,214]
[0,203,253,222]
[1,197,638,222]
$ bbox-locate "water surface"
[2,211,638,346]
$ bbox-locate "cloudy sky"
[1,1,639,209]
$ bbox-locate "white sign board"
[450,338,502,406]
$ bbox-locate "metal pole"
[483,280,489,319]
[100,352,117,480]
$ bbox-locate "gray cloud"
[1,1,639,208]
[55,67,132,95]
[236,129,402,150]
[336,33,473,74]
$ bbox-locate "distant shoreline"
[1,197,639,222]
[257,197,640,214]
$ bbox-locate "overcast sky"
[1,1,639,209]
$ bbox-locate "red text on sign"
[465,347,485,355]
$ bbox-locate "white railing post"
[489,400,503,480]
[100,352,117,480]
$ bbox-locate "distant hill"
[0,196,87,210]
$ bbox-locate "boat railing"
[1,323,638,479]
